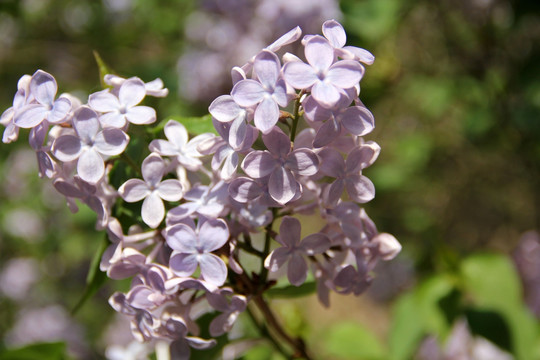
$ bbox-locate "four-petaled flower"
[265,216,330,286]
[52,106,129,184]
[166,218,229,286]
[118,152,184,228]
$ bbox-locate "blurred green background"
[0,0,540,359]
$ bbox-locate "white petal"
[141,192,165,228]
[119,78,146,108]
[125,106,156,125]
[88,90,120,113]
[77,148,105,184]
[157,179,183,202]
[52,135,83,162]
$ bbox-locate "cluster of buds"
[1,20,400,358]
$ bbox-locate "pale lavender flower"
[166,181,229,223]
[149,120,211,172]
[283,36,364,108]
[118,152,184,229]
[104,74,169,98]
[318,145,377,205]
[88,78,156,128]
[52,106,129,184]
[209,95,253,149]
[231,50,288,133]
[0,258,39,300]
[207,289,247,337]
[1,75,31,143]
[302,93,375,147]
[303,19,375,65]
[241,127,319,204]
[109,292,157,342]
[13,70,72,128]
[166,218,229,286]
[265,216,330,286]
[333,263,371,295]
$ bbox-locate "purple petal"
[14,104,46,128]
[119,78,146,108]
[318,147,345,177]
[186,336,217,350]
[125,106,156,125]
[166,223,198,252]
[73,106,100,143]
[327,60,364,89]
[300,233,330,255]
[325,179,344,206]
[279,216,301,247]
[254,97,279,134]
[164,120,188,148]
[53,179,84,198]
[266,26,302,52]
[282,61,318,89]
[339,106,374,136]
[262,127,290,158]
[141,153,164,187]
[311,81,341,109]
[148,139,177,156]
[98,111,125,128]
[322,20,347,48]
[30,70,57,106]
[78,148,105,184]
[302,95,332,123]
[287,253,307,286]
[231,79,265,107]
[48,97,71,124]
[305,36,334,71]
[254,50,280,89]
[209,95,241,122]
[313,116,341,148]
[273,79,289,107]
[199,253,227,286]
[241,150,275,178]
[94,129,129,156]
[170,252,198,277]
[199,218,229,252]
[229,115,247,150]
[88,90,120,113]
[343,46,375,65]
[286,149,319,176]
[128,286,155,309]
[348,141,381,171]
[119,179,150,202]
[141,192,165,228]
[268,167,297,204]
[52,135,82,162]
[228,177,262,202]
[157,179,183,202]
[264,247,291,272]
[346,175,375,203]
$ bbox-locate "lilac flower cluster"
[1,20,400,358]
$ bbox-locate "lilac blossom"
[265,216,330,286]
[231,50,289,134]
[88,78,156,128]
[13,70,72,129]
[209,95,253,149]
[104,74,169,97]
[118,152,184,229]
[1,75,31,143]
[302,93,375,147]
[166,218,229,286]
[318,145,377,205]
[166,181,229,223]
[207,289,247,336]
[283,36,364,108]
[52,106,129,184]
[149,120,212,172]
[241,127,319,204]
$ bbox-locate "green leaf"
[460,253,540,360]
[0,342,68,360]
[93,51,114,89]
[388,274,454,360]
[71,235,109,315]
[266,282,316,299]
[323,322,386,360]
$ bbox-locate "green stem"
[260,208,277,284]
[120,152,141,176]
[290,90,305,143]
[245,305,290,358]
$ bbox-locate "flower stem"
[290,90,305,143]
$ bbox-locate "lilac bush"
[1,20,400,359]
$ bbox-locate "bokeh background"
[1,0,540,359]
